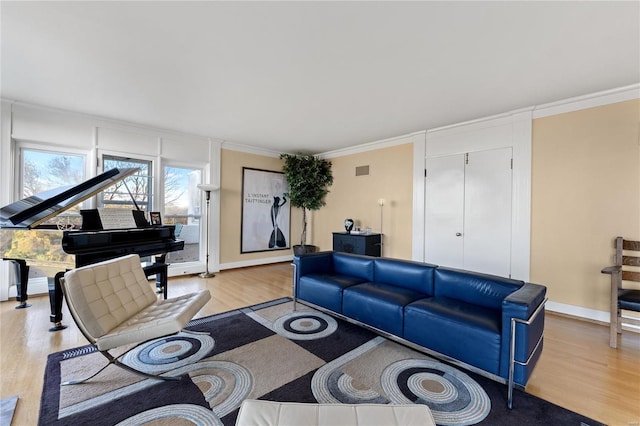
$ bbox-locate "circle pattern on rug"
[170,360,253,419]
[272,311,338,340]
[381,359,491,426]
[330,371,387,404]
[122,331,215,373]
[114,403,222,426]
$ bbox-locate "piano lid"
[0,167,140,229]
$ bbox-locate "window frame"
[16,141,90,202]
[161,160,206,269]
[98,150,155,212]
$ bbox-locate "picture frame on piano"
[150,212,162,226]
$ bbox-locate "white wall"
[0,100,221,300]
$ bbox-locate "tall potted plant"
[280,153,333,255]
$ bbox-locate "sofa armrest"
[293,252,334,305]
[501,282,547,360]
[502,282,547,320]
[500,282,547,390]
[601,265,621,275]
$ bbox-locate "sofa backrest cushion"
[374,258,436,295]
[333,253,375,281]
[434,267,523,310]
[295,252,334,276]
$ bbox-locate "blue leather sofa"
[292,251,547,408]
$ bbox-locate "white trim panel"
[411,134,427,262]
[220,254,293,271]
[546,300,640,332]
[0,101,13,301]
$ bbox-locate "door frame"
[412,109,532,281]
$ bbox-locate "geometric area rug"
[39,298,605,426]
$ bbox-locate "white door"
[424,154,465,269]
[463,148,512,276]
[424,147,513,276]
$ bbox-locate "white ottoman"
[235,400,436,426]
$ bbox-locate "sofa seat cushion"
[619,288,640,311]
[298,273,368,313]
[404,297,502,375]
[343,283,425,336]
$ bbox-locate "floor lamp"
[197,184,219,278]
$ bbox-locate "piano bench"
[143,262,168,299]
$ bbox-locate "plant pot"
[293,245,317,256]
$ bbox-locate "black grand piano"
[0,168,184,330]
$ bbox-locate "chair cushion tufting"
[95,289,211,351]
[235,400,435,426]
[62,254,211,351]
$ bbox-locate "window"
[21,148,85,228]
[101,155,152,211]
[4,147,86,278]
[164,166,202,263]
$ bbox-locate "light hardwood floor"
[1,262,639,425]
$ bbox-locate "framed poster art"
[241,167,290,253]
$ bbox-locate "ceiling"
[2,1,639,154]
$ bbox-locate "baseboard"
[220,255,293,270]
[546,300,640,332]
[6,257,293,299]
[8,277,49,298]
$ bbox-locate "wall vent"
[355,165,369,176]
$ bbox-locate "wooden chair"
[601,237,640,348]
[60,254,211,384]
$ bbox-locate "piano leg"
[49,271,68,332]
[6,259,31,309]
[143,260,168,300]
[155,254,167,297]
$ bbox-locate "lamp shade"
[197,184,220,192]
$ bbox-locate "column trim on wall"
[412,133,427,262]
[208,138,222,273]
[0,101,14,301]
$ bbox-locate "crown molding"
[221,140,282,158]
[532,83,640,119]
[320,130,427,159]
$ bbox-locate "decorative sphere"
[344,218,354,233]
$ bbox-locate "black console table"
[332,232,381,257]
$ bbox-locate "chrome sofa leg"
[508,318,516,409]
[291,262,298,311]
